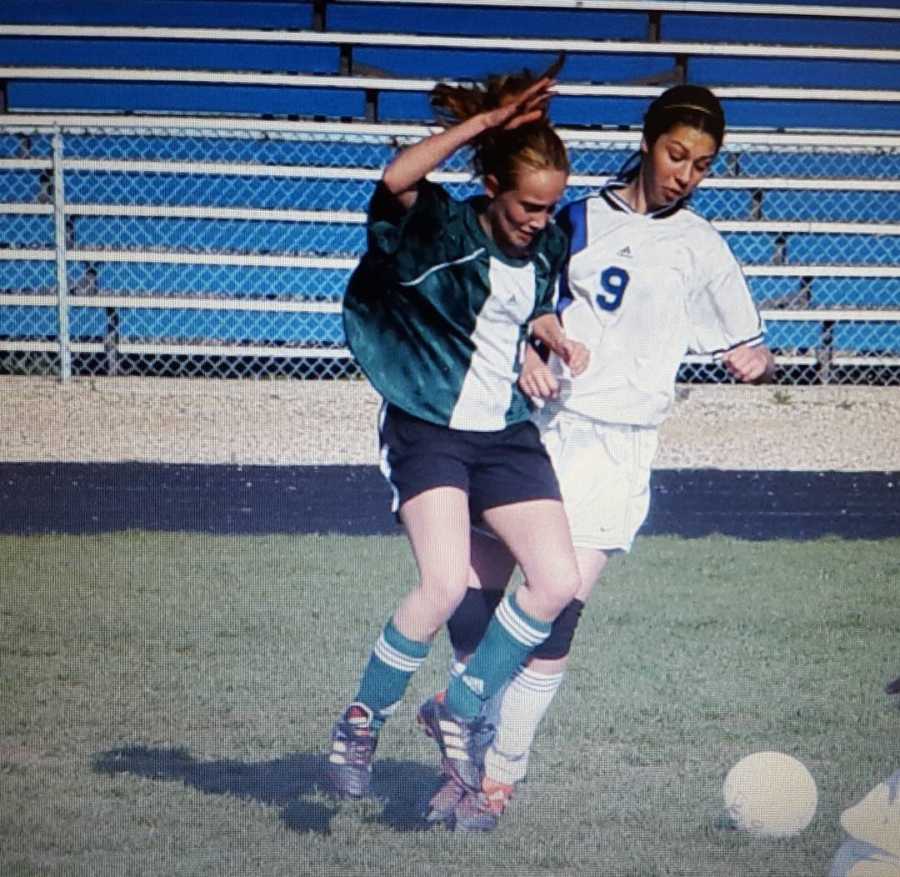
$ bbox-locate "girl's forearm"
[530,313,568,357]
[382,114,488,198]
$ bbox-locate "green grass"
[1,532,898,876]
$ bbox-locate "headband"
[660,102,718,116]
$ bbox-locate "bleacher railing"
[1,117,899,385]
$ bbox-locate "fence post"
[52,131,71,381]
[818,320,835,385]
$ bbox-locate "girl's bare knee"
[518,568,581,621]
[419,575,469,618]
[550,574,582,613]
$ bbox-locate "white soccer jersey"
[547,182,765,427]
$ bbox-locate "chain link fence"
[1,121,899,385]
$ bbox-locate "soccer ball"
[723,751,818,837]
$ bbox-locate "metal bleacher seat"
[1,0,318,29]
[2,0,898,124]
[0,0,898,381]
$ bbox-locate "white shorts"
[535,408,659,553]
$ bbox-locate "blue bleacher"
[748,276,900,312]
[8,82,369,120]
[0,171,48,202]
[761,190,900,222]
[809,277,900,308]
[721,233,782,265]
[375,90,900,132]
[567,148,636,177]
[725,150,900,180]
[721,230,900,271]
[13,82,900,132]
[691,57,900,91]
[0,2,895,132]
[343,26,898,99]
[326,3,647,39]
[0,261,57,293]
[379,92,664,129]
[0,37,339,76]
[69,307,104,338]
[788,234,900,265]
[0,133,54,158]
[65,174,377,212]
[2,0,315,28]
[0,305,56,337]
[835,321,900,353]
[112,308,345,344]
[352,47,675,85]
[63,305,344,344]
[764,320,824,351]
[686,190,756,221]
[0,216,54,246]
[719,98,900,133]
[63,135,396,169]
[662,11,900,48]
[1,0,898,371]
[73,217,366,257]
[747,276,804,304]
[708,0,900,8]
[73,262,351,302]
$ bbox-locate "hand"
[558,339,590,376]
[482,74,557,132]
[722,344,774,383]
[519,358,560,400]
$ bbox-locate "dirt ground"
[1,376,898,472]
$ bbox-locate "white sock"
[483,666,565,786]
[449,658,467,680]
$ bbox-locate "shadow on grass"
[92,745,442,835]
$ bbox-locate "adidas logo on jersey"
[616,246,633,258]
[461,674,485,696]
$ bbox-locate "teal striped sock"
[445,592,552,720]
[354,619,430,727]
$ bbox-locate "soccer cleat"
[326,702,378,799]
[417,691,495,766]
[453,777,516,832]
[423,765,468,824]
[416,695,491,792]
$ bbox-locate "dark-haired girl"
[432,84,776,830]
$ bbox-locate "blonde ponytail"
[429,55,569,190]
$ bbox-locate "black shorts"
[378,404,562,519]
